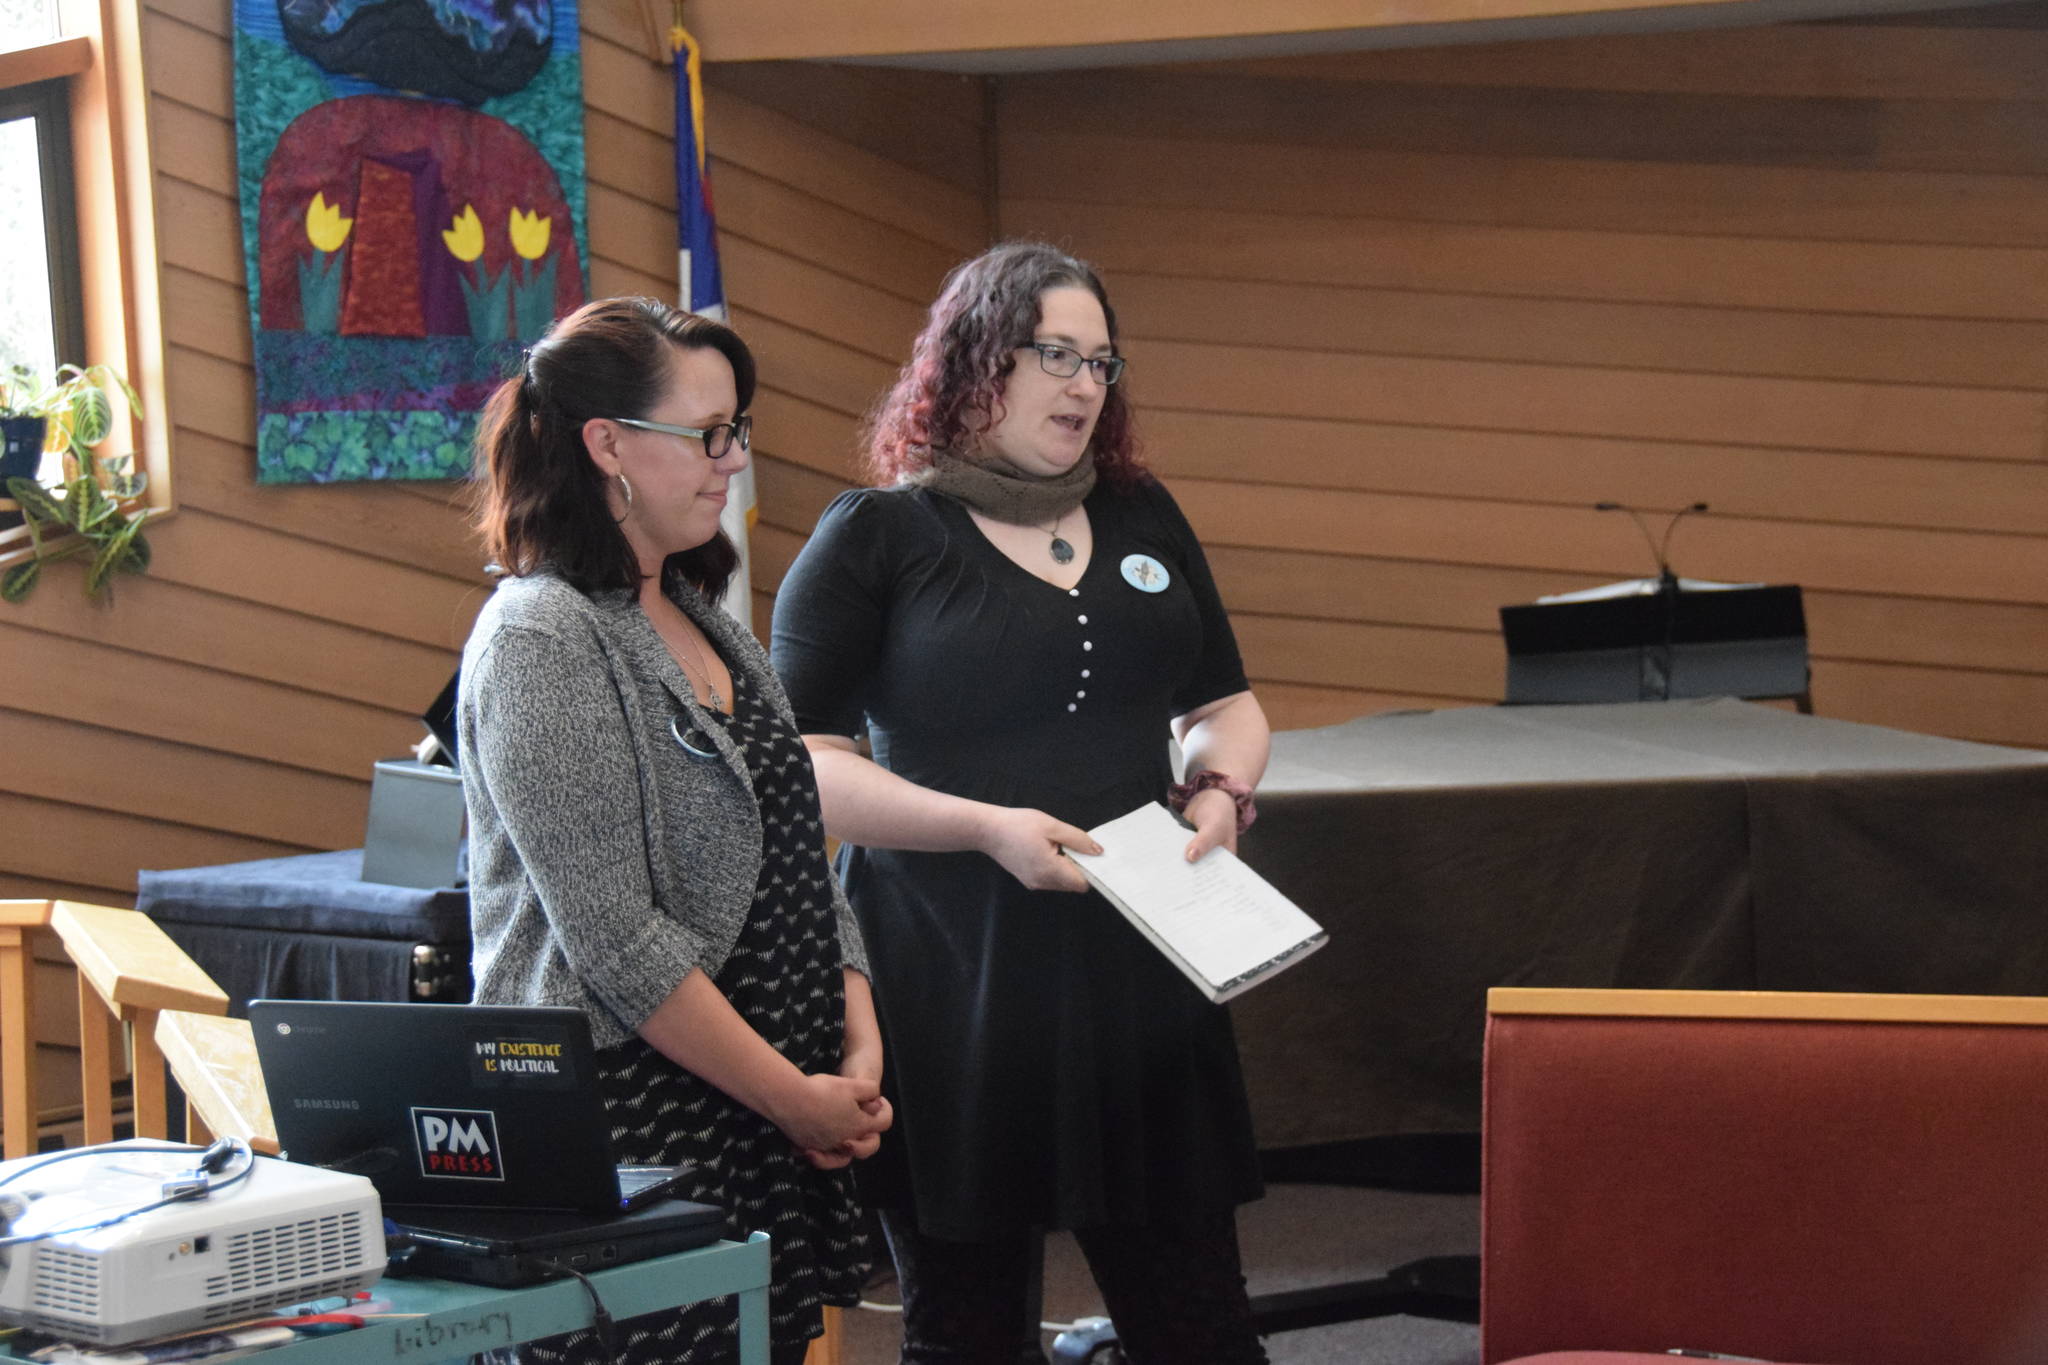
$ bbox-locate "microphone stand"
[1594,502,1709,701]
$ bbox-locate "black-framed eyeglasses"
[1023,343,1125,386]
[613,413,752,460]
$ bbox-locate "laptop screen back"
[250,1000,623,1212]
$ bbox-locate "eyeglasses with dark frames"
[612,413,752,461]
[1023,343,1125,386]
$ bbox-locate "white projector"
[0,1140,385,1346]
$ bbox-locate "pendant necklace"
[1045,510,1075,566]
[675,624,725,712]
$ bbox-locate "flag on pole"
[672,7,757,628]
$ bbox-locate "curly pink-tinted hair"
[864,241,1145,489]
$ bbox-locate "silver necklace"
[1045,510,1075,565]
[674,623,725,711]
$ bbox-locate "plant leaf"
[5,475,66,526]
[75,476,109,529]
[0,560,39,603]
[69,385,113,448]
[86,515,146,596]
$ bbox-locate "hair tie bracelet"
[1167,769,1257,835]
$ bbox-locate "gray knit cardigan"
[458,569,869,1048]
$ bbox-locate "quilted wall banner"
[233,0,589,482]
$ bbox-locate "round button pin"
[1121,554,1170,592]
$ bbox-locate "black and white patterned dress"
[514,668,872,1365]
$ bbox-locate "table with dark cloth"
[136,849,471,1015]
[1229,697,2048,1148]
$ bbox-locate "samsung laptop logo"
[410,1106,504,1180]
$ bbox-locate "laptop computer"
[383,1199,729,1287]
[251,1000,685,1214]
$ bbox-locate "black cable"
[524,1255,618,1357]
[0,1143,256,1249]
[0,1144,156,1190]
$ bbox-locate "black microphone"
[1594,501,1710,700]
[1594,501,1709,592]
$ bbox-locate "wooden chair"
[156,1009,280,1155]
[1,899,233,1157]
[1,899,54,1158]
[1483,987,2048,1365]
[49,899,230,1146]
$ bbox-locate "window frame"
[0,13,171,562]
[0,73,90,395]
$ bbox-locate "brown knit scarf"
[904,450,1097,526]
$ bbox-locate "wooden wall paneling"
[1236,620,2046,746]
[6,711,367,849]
[0,794,302,894]
[731,310,901,423]
[753,456,858,541]
[1171,480,2047,607]
[137,508,487,648]
[160,267,249,366]
[683,0,1895,66]
[703,61,987,194]
[150,97,234,197]
[580,32,675,139]
[715,164,964,303]
[1804,594,2048,678]
[750,388,871,483]
[1230,612,1503,699]
[584,109,676,211]
[1002,130,2048,250]
[1111,275,2048,392]
[1192,20,2048,101]
[1202,543,2048,679]
[154,176,240,286]
[172,434,485,582]
[0,626,419,779]
[706,91,986,254]
[749,521,805,591]
[146,0,226,39]
[1128,338,2045,462]
[1140,411,2048,537]
[720,237,928,363]
[1001,68,2048,178]
[589,258,674,301]
[1001,197,2048,323]
[1810,656,2048,747]
[0,878,129,905]
[164,346,256,447]
[587,182,680,284]
[1204,545,1604,632]
[139,10,228,114]
[1,574,459,712]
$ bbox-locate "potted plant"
[0,362,153,603]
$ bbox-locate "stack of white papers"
[1071,803,1327,1003]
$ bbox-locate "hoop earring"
[617,473,634,510]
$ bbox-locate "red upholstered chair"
[1482,988,2048,1365]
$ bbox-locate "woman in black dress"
[462,298,891,1364]
[772,243,1272,1363]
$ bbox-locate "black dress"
[514,669,870,1364]
[771,477,1264,1242]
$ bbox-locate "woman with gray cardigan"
[460,297,890,1365]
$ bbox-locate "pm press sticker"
[1121,554,1170,592]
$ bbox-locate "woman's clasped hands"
[777,1070,893,1171]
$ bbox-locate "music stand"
[1499,582,1811,712]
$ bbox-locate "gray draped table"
[1229,698,2048,1147]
